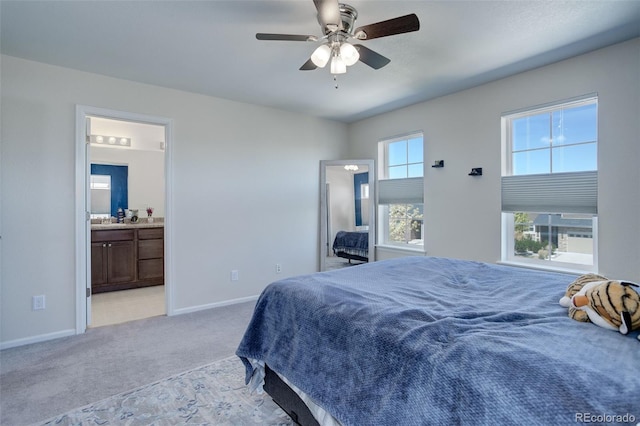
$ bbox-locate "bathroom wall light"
[90,135,131,147]
[344,164,359,171]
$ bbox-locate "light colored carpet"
[33,356,292,426]
[324,256,363,271]
[1,301,258,425]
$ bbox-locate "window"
[387,136,424,178]
[378,133,424,248]
[360,183,369,199]
[90,174,111,190]
[502,96,597,271]
[90,174,111,218]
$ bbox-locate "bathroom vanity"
[91,222,164,293]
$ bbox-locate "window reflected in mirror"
[90,174,111,218]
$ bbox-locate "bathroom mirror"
[320,159,376,271]
[90,164,129,218]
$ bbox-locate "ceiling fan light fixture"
[257,3,421,76]
[330,54,347,74]
[311,44,331,68]
[340,42,359,66]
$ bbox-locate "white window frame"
[501,95,598,273]
[377,132,425,251]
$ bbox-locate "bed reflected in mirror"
[320,160,375,271]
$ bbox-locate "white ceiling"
[2,1,639,123]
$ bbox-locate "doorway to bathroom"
[75,106,173,333]
[89,116,166,327]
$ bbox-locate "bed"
[236,256,640,425]
[331,230,368,263]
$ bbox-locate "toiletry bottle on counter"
[117,208,125,223]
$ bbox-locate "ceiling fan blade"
[313,0,341,33]
[353,13,420,40]
[256,33,317,42]
[299,58,318,71]
[354,45,391,70]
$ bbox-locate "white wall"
[0,55,348,347]
[348,38,640,280]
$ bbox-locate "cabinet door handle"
[102,243,106,247]
[108,243,112,247]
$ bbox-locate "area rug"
[33,356,293,425]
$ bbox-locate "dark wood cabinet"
[91,242,108,286]
[137,228,164,285]
[107,241,136,283]
[91,227,163,293]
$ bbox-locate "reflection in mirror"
[320,160,375,272]
[90,163,129,218]
[90,174,111,218]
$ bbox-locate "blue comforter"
[333,231,368,258]
[236,256,640,425]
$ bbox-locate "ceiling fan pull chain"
[334,75,339,89]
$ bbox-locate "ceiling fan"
[256,0,420,75]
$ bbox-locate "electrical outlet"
[231,270,239,281]
[32,295,45,311]
[276,264,282,274]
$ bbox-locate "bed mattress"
[237,256,640,425]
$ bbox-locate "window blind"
[501,171,597,214]
[378,177,424,205]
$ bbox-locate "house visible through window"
[502,95,598,270]
[378,133,424,248]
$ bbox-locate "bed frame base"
[264,365,320,426]
[335,251,368,263]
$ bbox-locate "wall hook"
[431,160,444,168]
[468,167,482,176]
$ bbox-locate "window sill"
[376,244,425,255]
[497,260,593,276]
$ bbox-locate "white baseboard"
[0,328,77,350]
[171,295,259,316]
[1,296,259,349]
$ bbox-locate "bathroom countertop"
[91,220,164,230]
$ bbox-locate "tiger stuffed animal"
[559,273,609,323]
[559,274,640,340]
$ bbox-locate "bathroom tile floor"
[90,285,165,328]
